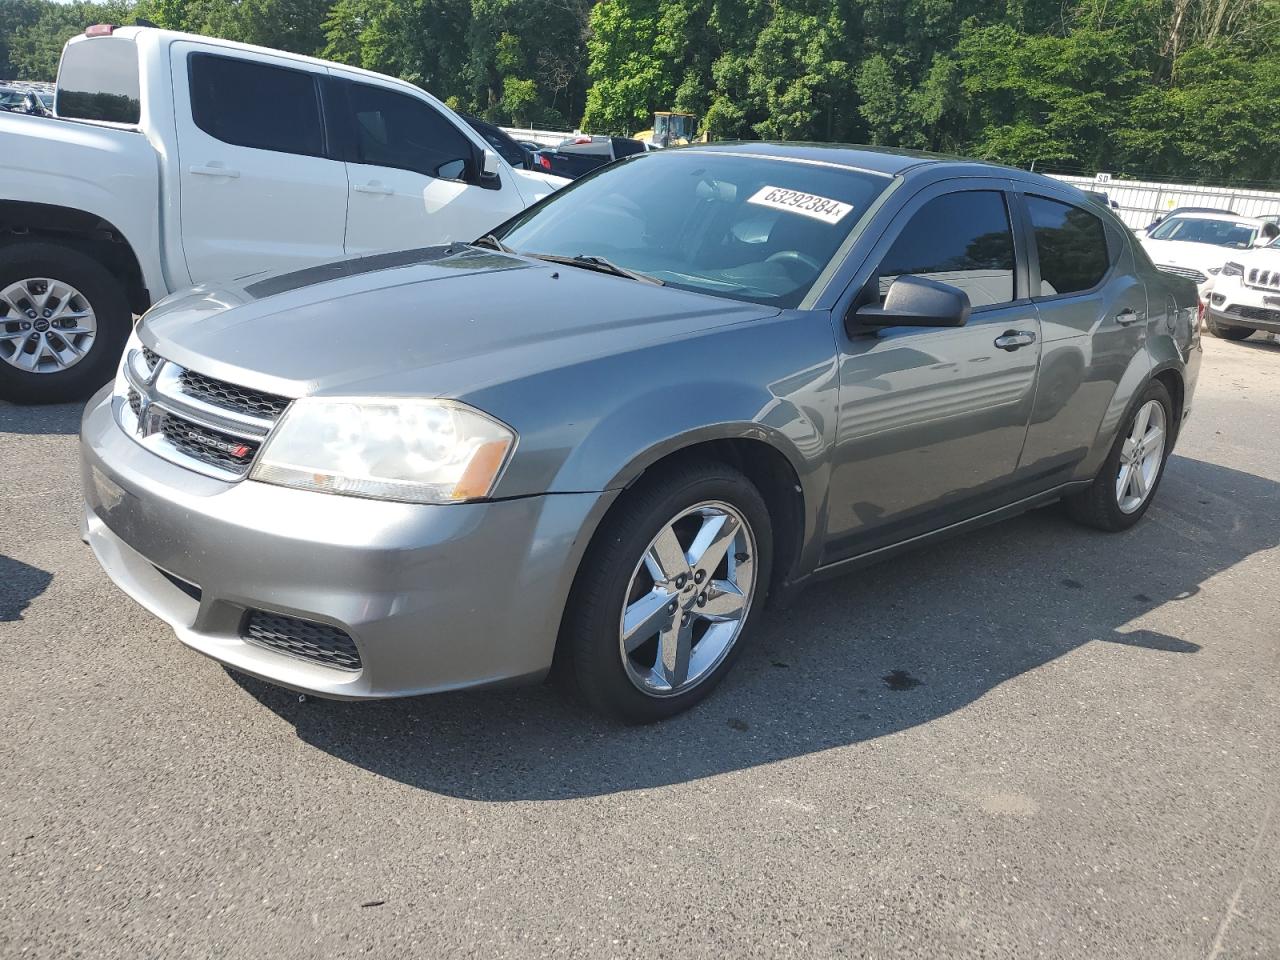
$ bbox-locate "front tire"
[1205,315,1254,340]
[0,242,132,404]
[560,459,773,723]
[1066,380,1173,531]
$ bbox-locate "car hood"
[512,166,570,201]
[1140,238,1241,273]
[139,246,780,399]
[1231,245,1280,272]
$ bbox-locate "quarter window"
[347,82,474,181]
[189,54,324,157]
[1026,196,1110,296]
[876,191,1016,309]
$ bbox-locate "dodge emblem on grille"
[184,430,252,459]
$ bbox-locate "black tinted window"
[877,190,1016,308]
[1027,196,1110,296]
[56,37,140,124]
[463,114,525,168]
[348,83,474,180]
[189,54,323,157]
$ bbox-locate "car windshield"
[1149,216,1257,248]
[496,151,892,308]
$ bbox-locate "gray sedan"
[80,144,1202,722]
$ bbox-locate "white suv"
[1204,241,1280,341]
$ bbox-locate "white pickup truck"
[0,25,567,402]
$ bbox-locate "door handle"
[189,163,240,178]
[994,330,1037,351]
[1115,308,1143,326]
[354,181,393,195]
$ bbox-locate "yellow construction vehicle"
[635,111,708,148]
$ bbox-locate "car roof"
[679,141,1061,183]
[1161,211,1262,226]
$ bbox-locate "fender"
[0,113,167,300]
[1076,346,1155,480]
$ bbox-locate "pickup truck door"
[170,43,349,284]
[334,77,526,254]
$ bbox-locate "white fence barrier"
[1050,174,1280,230]
[501,126,577,148]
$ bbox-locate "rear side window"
[346,82,474,181]
[1026,196,1110,296]
[876,190,1016,308]
[189,54,324,157]
[56,37,141,124]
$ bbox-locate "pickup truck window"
[189,53,324,158]
[56,37,141,124]
[347,82,474,181]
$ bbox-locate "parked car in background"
[1202,237,1280,341]
[1137,206,1237,236]
[1138,211,1278,293]
[0,26,564,404]
[0,86,54,114]
[82,144,1200,722]
[533,135,647,179]
[462,112,559,181]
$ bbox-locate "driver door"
[335,77,524,253]
[823,181,1042,562]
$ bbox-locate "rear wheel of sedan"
[1205,316,1254,340]
[0,242,131,404]
[1066,380,1173,532]
[561,460,773,723]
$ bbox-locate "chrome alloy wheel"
[0,277,97,373]
[618,501,758,697]
[1116,399,1167,514]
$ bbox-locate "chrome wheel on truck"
[0,277,98,373]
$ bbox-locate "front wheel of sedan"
[1066,380,1173,532]
[561,460,773,723]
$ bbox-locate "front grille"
[179,369,291,419]
[127,387,142,417]
[1158,264,1207,283]
[141,346,160,370]
[1245,267,1280,290]
[158,413,260,473]
[1229,304,1280,323]
[243,611,362,671]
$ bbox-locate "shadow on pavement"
[0,400,84,436]
[233,455,1276,801]
[0,555,54,622]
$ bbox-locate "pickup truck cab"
[0,26,566,403]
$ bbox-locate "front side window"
[875,190,1016,309]
[189,54,323,157]
[1147,215,1256,249]
[56,37,141,124]
[1026,196,1110,296]
[347,83,474,181]
[498,151,892,308]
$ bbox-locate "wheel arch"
[0,200,152,314]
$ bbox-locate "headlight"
[250,398,516,504]
[1222,261,1245,277]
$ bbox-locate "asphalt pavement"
[2,335,1278,959]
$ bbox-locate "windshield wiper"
[470,234,516,254]
[527,253,664,286]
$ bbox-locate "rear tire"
[559,459,773,723]
[0,242,132,404]
[1205,316,1254,340]
[1066,380,1173,532]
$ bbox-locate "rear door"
[171,45,349,284]
[335,78,525,253]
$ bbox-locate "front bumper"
[80,387,614,699]
[1206,279,1280,334]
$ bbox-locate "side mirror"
[481,148,500,178]
[22,92,46,116]
[852,275,971,330]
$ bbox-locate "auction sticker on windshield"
[747,186,854,224]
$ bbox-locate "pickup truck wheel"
[560,460,773,723]
[1205,316,1254,341]
[0,242,131,404]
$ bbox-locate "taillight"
[84,23,116,36]
[538,154,551,171]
